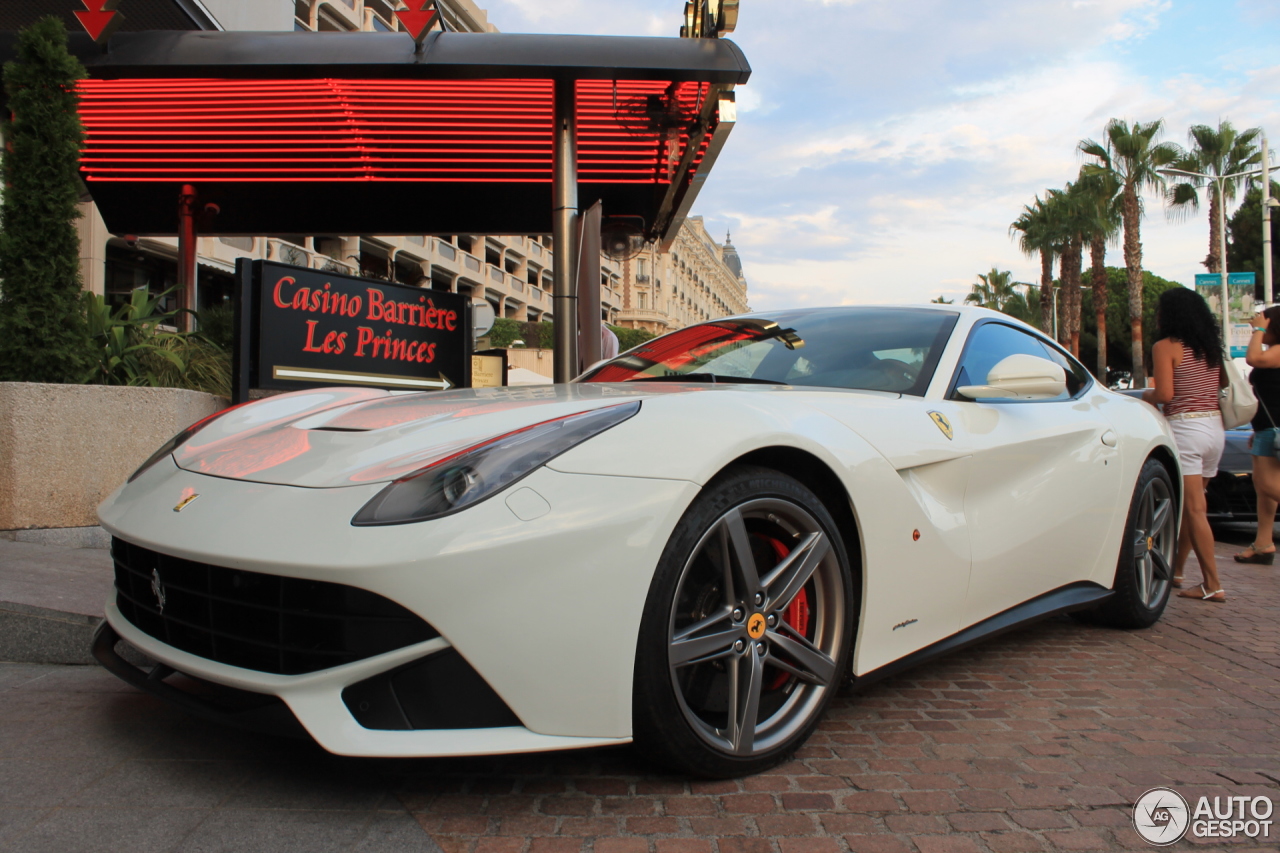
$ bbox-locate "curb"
[0,601,151,667]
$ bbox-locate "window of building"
[218,236,254,251]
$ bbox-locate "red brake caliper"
[759,535,810,689]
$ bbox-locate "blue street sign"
[1196,272,1257,289]
[1195,273,1258,357]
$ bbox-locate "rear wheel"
[1091,457,1177,629]
[632,466,854,777]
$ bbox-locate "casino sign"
[236,260,471,395]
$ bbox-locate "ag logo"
[1133,787,1190,845]
[746,613,766,639]
[927,411,953,440]
[173,489,199,513]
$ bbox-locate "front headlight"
[351,401,640,526]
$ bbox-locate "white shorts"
[1167,414,1225,478]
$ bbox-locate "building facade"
[615,217,749,335]
[65,0,747,334]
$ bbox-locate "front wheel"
[1092,457,1177,629]
[632,466,855,777]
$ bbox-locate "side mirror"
[957,353,1067,400]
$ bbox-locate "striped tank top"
[1164,344,1220,416]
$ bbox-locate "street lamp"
[1264,135,1275,304]
[1160,165,1263,355]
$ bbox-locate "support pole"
[1218,175,1230,354]
[1264,135,1273,303]
[552,79,579,383]
[177,184,198,332]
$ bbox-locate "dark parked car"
[1115,389,1256,523]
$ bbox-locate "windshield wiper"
[627,373,789,385]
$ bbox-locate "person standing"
[1234,305,1280,564]
[1143,288,1227,603]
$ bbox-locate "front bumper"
[97,458,700,754]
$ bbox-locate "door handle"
[1100,429,1118,447]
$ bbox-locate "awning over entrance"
[73,31,750,241]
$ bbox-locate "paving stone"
[5,807,210,853]
[0,538,1277,851]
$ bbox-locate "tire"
[1091,457,1178,629]
[632,465,855,777]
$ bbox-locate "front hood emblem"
[173,490,199,513]
[150,569,167,614]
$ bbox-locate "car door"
[936,320,1125,626]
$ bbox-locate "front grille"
[112,537,438,675]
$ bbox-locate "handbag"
[1219,356,1258,429]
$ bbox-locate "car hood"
[171,383,712,488]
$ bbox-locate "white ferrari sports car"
[95,305,1180,777]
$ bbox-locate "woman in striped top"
[1143,288,1226,603]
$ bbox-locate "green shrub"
[82,289,230,396]
[609,325,656,352]
[196,302,236,352]
[0,17,94,382]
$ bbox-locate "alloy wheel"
[1131,476,1176,609]
[667,498,847,756]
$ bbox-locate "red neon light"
[76,78,717,185]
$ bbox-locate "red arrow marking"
[75,0,123,42]
[395,9,439,42]
[74,10,120,42]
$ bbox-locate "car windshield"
[580,308,959,396]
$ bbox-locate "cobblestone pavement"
[1,535,1276,852]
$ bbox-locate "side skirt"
[848,582,1113,692]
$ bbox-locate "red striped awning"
[77,78,713,185]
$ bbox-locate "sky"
[482,0,1280,310]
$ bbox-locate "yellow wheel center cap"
[1147,537,1154,552]
[746,613,767,639]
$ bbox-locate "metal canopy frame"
[71,31,749,246]
[5,29,750,380]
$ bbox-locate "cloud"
[481,1,1280,310]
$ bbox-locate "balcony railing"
[488,266,504,283]
[463,253,481,272]
[435,240,457,261]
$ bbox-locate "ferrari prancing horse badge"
[928,411,953,440]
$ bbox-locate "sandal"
[1176,585,1226,603]
[1171,574,1184,589]
[1233,545,1276,565]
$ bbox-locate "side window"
[951,323,1076,403]
[1037,341,1092,397]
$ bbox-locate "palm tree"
[1075,169,1122,379]
[964,268,1019,312]
[1046,185,1088,357]
[1079,119,1180,388]
[930,295,955,304]
[1165,120,1263,273]
[1010,196,1059,335]
[1002,283,1041,328]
